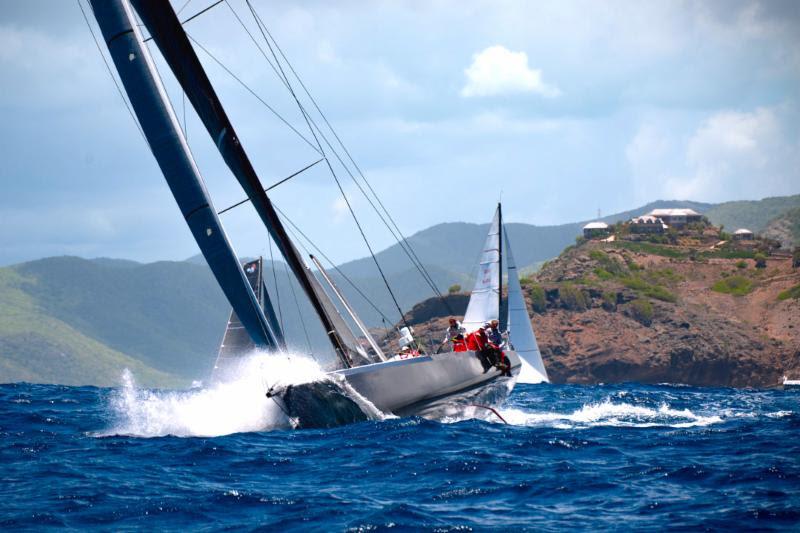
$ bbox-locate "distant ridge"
[1,193,798,386]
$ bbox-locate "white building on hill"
[583,221,610,239]
[647,208,702,227]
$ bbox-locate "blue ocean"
[2,369,799,530]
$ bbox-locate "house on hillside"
[733,228,754,240]
[630,215,668,234]
[583,221,610,239]
[647,208,702,228]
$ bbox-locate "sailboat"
[462,205,549,384]
[88,0,521,426]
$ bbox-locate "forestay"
[505,230,549,383]
[462,205,501,332]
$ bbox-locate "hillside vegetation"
[0,268,178,387]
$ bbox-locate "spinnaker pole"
[90,0,279,350]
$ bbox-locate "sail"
[213,259,282,380]
[504,229,549,383]
[462,205,501,332]
[130,0,352,366]
[90,0,279,350]
[304,263,373,367]
[310,255,387,362]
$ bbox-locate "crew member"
[443,318,467,352]
[487,319,503,347]
[467,325,493,371]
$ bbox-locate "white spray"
[99,351,383,438]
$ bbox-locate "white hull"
[333,350,521,415]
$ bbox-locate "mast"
[90,0,278,351]
[128,0,352,366]
[497,202,504,332]
[309,255,387,362]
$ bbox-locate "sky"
[1,0,799,266]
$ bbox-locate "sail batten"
[90,0,278,351]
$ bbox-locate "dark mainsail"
[129,0,354,367]
[90,0,279,351]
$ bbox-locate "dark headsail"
[90,0,279,350]
[129,0,354,367]
[214,258,284,380]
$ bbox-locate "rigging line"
[283,257,315,358]
[177,0,193,15]
[245,7,446,308]
[257,37,411,330]
[268,238,284,335]
[217,157,324,215]
[275,205,394,325]
[230,1,441,319]
[239,3,410,329]
[247,1,448,310]
[185,34,322,155]
[225,0,441,306]
[182,91,187,140]
[179,0,224,25]
[142,0,224,42]
[223,0,288,92]
[77,0,146,144]
[304,115,447,305]
[327,159,410,328]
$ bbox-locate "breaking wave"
[97,352,383,438]
[498,399,723,428]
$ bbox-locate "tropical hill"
[1,193,798,387]
[762,207,800,250]
[393,221,800,387]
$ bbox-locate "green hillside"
[762,207,800,249]
[704,195,800,233]
[0,267,179,387]
[13,257,231,379]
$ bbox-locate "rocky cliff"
[385,238,800,388]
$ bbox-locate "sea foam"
[99,352,334,437]
[496,399,723,429]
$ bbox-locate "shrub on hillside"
[735,260,748,269]
[589,249,627,276]
[629,299,653,326]
[529,283,547,313]
[560,283,588,311]
[777,284,800,301]
[711,275,753,296]
[602,291,617,311]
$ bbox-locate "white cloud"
[460,45,560,98]
[626,107,799,203]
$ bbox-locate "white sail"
[505,229,549,384]
[462,206,501,332]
